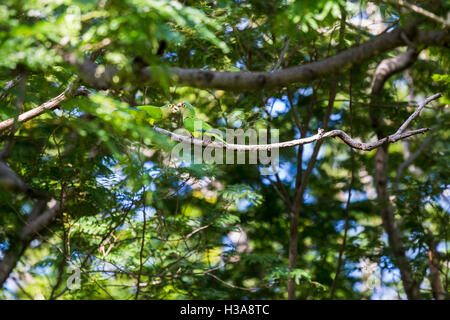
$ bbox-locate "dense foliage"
[0,0,448,300]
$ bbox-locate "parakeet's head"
[178,102,196,117]
[168,104,179,113]
[179,102,192,109]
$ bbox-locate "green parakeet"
[137,103,179,125]
[179,102,226,144]
[178,101,196,118]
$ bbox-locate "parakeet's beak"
[169,104,179,113]
[177,102,186,109]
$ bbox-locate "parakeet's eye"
[182,103,186,108]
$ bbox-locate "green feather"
[137,104,172,125]
[179,102,196,118]
[183,117,226,144]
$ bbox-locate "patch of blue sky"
[303,188,316,204]
[30,239,41,248]
[142,160,154,169]
[21,202,32,215]
[54,105,84,117]
[96,165,127,189]
[3,278,18,296]
[235,59,246,69]
[371,285,401,300]
[218,117,227,126]
[224,24,233,33]
[144,257,157,267]
[232,119,243,128]
[162,52,178,62]
[297,87,313,97]
[437,185,450,213]
[352,281,365,292]
[348,9,369,24]
[266,97,289,117]
[340,190,368,204]
[299,142,327,169]
[221,235,235,252]
[393,78,408,91]
[405,247,420,260]
[379,255,394,269]
[0,241,9,252]
[275,161,294,182]
[381,267,401,284]
[236,18,249,31]
[134,206,157,222]
[420,278,431,291]
[334,220,365,237]
[381,232,389,246]
[261,177,271,186]
[95,261,120,277]
[290,126,300,140]
[330,113,341,121]
[237,198,252,211]
[436,241,449,253]
[347,262,362,279]
[259,160,294,184]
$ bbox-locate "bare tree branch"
[428,241,446,300]
[375,0,449,28]
[72,29,449,90]
[0,198,62,287]
[395,93,441,135]
[0,75,24,100]
[369,42,426,299]
[0,82,89,132]
[371,48,418,94]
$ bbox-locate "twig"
[395,93,441,135]
[271,37,290,71]
[376,0,448,28]
[0,75,24,100]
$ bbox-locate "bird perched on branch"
[178,102,226,144]
[137,103,179,125]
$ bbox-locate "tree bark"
[369,48,423,299]
[428,242,445,300]
[71,29,449,91]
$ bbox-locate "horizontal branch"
[75,29,449,90]
[152,93,441,151]
[0,82,89,132]
[153,126,430,151]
